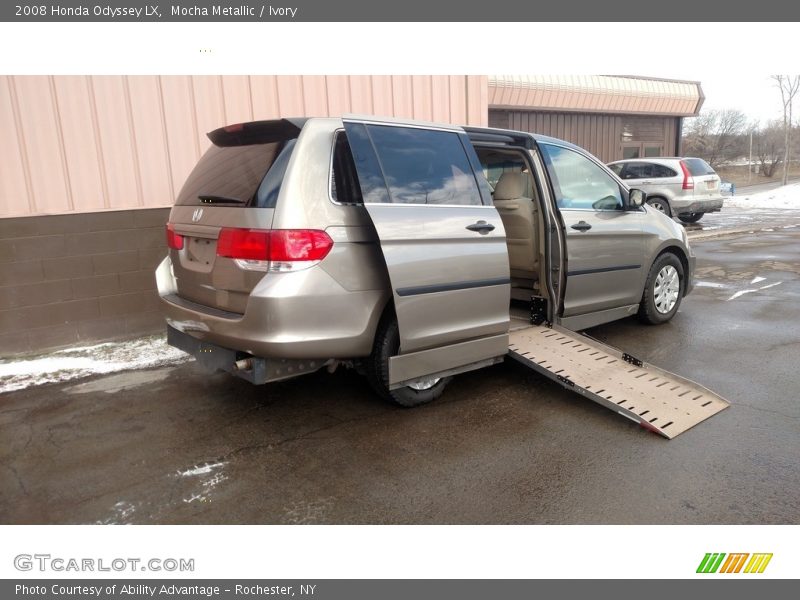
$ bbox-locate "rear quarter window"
[683,158,715,176]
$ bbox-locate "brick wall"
[0,208,169,357]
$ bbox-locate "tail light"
[217,228,270,260]
[216,228,333,272]
[679,160,694,190]
[166,223,184,250]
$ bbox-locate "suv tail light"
[216,228,333,272]
[679,160,694,190]
[166,223,184,250]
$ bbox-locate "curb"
[688,225,786,242]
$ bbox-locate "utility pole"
[748,129,753,183]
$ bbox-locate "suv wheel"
[638,253,684,325]
[365,315,451,407]
[678,212,704,224]
[647,197,672,217]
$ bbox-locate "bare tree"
[772,75,800,185]
[753,121,784,178]
[683,109,748,167]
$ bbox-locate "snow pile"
[0,334,191,394]
[726,183,800,209]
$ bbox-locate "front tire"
[647,197,672,217]
[365,315,451,407]
[638,253,684,325]
[678,212,704,224]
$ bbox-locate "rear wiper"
[197,194,246,204]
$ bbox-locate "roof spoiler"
[207,118,307,147]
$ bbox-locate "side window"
[653,164,678,178]
[366,125,482,206]
[330,132,363,204]
[620,162,653,179]
[541,144,623,211]
[608,163,624,176]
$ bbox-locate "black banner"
[3,1,799,22]
[4,580,799,600]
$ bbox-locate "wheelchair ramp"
[508,324,729,439]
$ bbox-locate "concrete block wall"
[0,208,169,357]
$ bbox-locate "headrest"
[493,172,526,200]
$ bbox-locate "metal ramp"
[508,324,729,439]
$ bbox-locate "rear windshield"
[683,158,715,176]
[175,139,297,208]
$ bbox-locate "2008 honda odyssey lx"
[156,116,695,408]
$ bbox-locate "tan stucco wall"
[0,75,489,217]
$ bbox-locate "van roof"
[208,116,581,153]
[464,125,583,152]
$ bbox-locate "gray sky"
[671,73,787,126]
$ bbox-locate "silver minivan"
[156,116,696,408]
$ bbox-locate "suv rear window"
[175,138,297,208]
[683,158,715,176]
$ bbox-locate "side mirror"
[628,188,647,209]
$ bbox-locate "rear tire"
[678,212,704,224]
[647,197,672,217]
[638,253,684,325]
[365,315,451,407]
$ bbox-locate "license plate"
[707,180,718,190]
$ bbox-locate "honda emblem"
[192,208,204,223]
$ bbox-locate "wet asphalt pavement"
[1,211,799,524]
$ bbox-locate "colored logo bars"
[696,553,773,574]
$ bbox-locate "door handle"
[466,220,495,234]
[571,221,592,232]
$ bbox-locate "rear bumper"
[156,256,387,360]
[167,325,329,384]
[671,197,724,215]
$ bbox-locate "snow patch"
[65,368,173,395]
[0,334,191,394]
[95,501,137,525]
[726,183,800,209]
[281,497,335,524]
[179,463,229,504]
[750,276,766,284]
[177,461,227,477]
